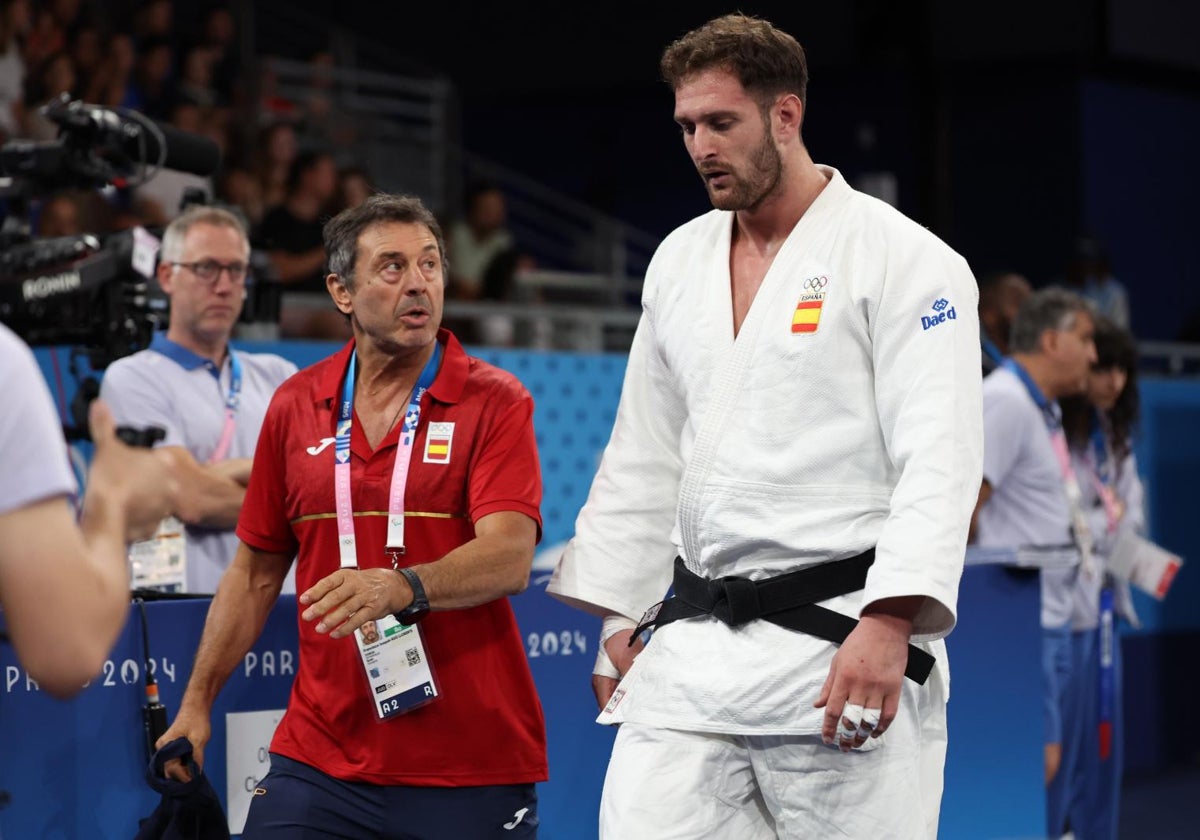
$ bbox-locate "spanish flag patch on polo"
[791,299,824,334]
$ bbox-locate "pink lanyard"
[207,350,242,464]
[333,345,442,570]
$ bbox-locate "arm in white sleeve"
[547,284,686,620]
[861,242,984,641]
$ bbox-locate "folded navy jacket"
[134,737,230,840]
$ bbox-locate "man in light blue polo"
[102,205,298,593]
[970,287,1097,836]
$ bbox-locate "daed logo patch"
[423,422,455,464]
[921,298,958,331]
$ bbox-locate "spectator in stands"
[1065,237,1129,329]
[217,166,264,229]
[129,35,174,118]
[84,31,136,108]
[303,49,355,150]
[134,0,173,44]
[21,50,75,140]
[256,121,298,210]
[0,0,30,141]
[448,181,514,300]
[22,3,65,71]
[256,55,300,125]
[177,43,218,108]
[256,151,345,338]
[476,247,547,347]
[201,5,239,104]
[336,166,374,213]
[68,23,102,97]
[978,270,1032,375]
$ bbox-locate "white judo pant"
[599,668,948,840]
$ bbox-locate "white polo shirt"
[101,333,297,593]
[0,325,76,516]
[975,363,1077,627]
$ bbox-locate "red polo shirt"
[237,330,547,786]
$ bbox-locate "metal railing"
[264,56,456,213]
[462,153,657,295]
[1138,341,1200,376]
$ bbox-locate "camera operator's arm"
[0,401,177,698]
[156,541,291,779]
[156,447,249,528]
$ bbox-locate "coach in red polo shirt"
[157,194,547,839]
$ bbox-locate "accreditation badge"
[355,615,440,719]
[1106,530,1182,600]
[128,515,186,592]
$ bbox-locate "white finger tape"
[593,645,621,680]
[841,703,864,726]
[861,707,882,730]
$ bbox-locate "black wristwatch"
[394,566,430,625]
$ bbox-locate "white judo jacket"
[548,167,984,735]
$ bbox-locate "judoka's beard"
[705,131,784,212]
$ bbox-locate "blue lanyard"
[981,336,1005,369]
[209,350,242,463]
[334,342,443,568]
[1098,586,1115,760]
[1002,358,1059,430]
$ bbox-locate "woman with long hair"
[1055,316,1142,840]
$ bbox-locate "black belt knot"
[631,552,935,685]
[714,577,761,626]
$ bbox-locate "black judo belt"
[632,552,935,685]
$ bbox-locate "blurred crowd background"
[3,0,1198,358]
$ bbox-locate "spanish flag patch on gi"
[791,299,824,334]
[792,275,829,335]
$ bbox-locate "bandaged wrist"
[594,614,637,679]
[593,645,621,679]
[600,614,637,645]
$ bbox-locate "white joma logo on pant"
[503,807,529,830]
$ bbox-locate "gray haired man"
[101,205,298,593]
[970,287,1097,807]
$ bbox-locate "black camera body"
[0,231,168,370]
[0,96,224,368]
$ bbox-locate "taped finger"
[857,706,882,738]
[838,702,864,742]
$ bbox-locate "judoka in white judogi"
[550,166,982,837]
[549,16,983,839]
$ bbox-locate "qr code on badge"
[405,647,421,666]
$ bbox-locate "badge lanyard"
[1088,413,1123,535]
[981,335,1005,370]
[333,343,442,570]
[1003,359,1096,576]
[1098,585,1115,760]
[208,350,242,464]
[1087,410,1118,761]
